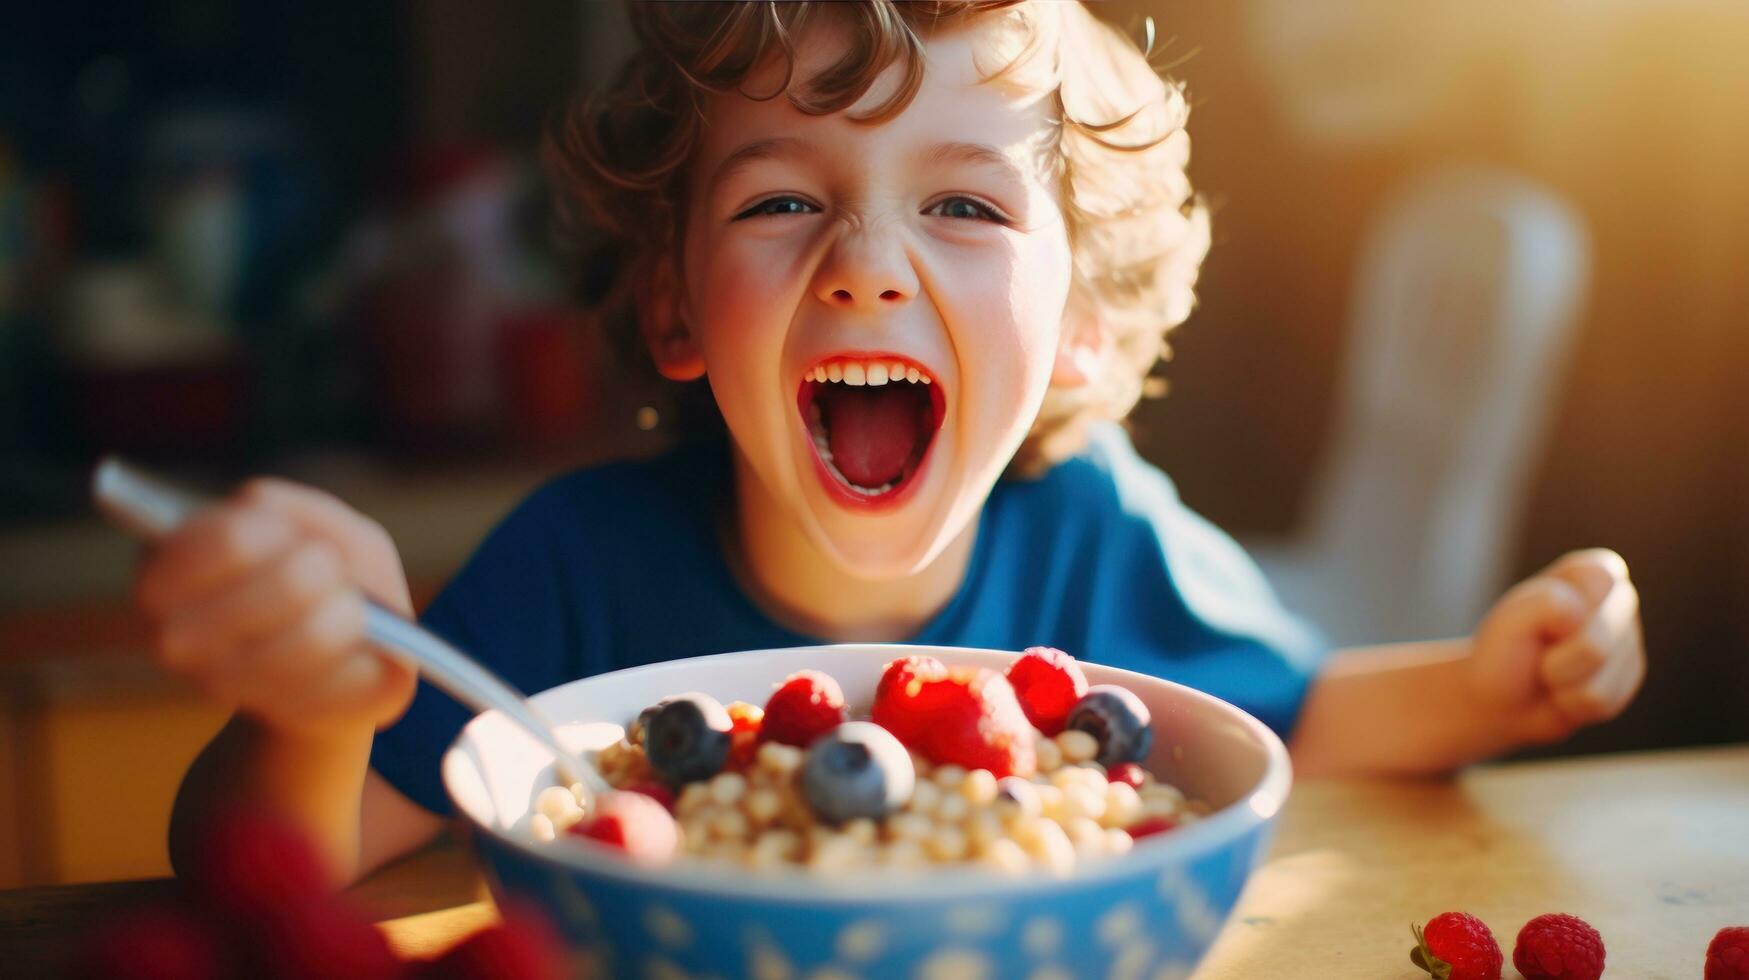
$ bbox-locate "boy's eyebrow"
[706,138,1031,195]
[921,141,1028,186]
[707,137,813,194]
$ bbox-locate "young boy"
[136,1,1644,884]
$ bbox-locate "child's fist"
[134,478,417,736]
[1469,548,1645,744]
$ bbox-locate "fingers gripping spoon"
[91,457,608,798]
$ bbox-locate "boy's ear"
[1051,283,1106,389]
[635,254,705,382]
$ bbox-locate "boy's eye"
[733,196,819,220]
[924,196,1006,222]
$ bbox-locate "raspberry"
[914,667,1037,778]
[1707,926,1749,980]
[1107,762,1147,789]
[243,897,402,980]
[1513,913,1604,980]
[622,780,676,811]
[760,670,848,747]
[186,808,335,925]
[725,701,764,771]
[871,655,948,746]
[726,700,764,735]
[567,790,679,863]
[1005,646,1088,735]
[413,903,566,980]
[67,903,231,980]
[1127,817,1178,839]
[1411,912,1502,980]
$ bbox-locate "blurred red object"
[410,901,567,980]
[57,261,247,458]
[496,307,597,445]
[242,899,403,980]
[185,808,335,924]
[351,144,523,449]
[70,356,246,457]
[65,903,231,980]
[61,808,568,980]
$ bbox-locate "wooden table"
[4,745,1745,978]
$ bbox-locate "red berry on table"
[1005,646,1089,735]
[186,808,336,923]
[567,790,679,863]
[413,903,566,980]
[66,903,231,980]
[1706,926,1749,980]
[760,670,848,747]
[1512,913,1605,980]
[244,897,402,980]
[1410,912,1502,980]
[1127,817,1178,839]
[1107,762,1148,789]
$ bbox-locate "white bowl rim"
[442,643,1293,904]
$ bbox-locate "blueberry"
[1064,685,1153,767]
[628,700,669,747]
[644,693,732,785]
[800,722,915,824]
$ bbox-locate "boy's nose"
[813,226,918,312]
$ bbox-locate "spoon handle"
[91,457,606,794]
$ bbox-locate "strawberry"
[1411,912,1502,980]
[871,655,948,746]
[567,790,679,863]
[1513,913,1605,980]
[871,657,1037,775]
[66,903,231,980]
[1005,646,1088,735]
[412,903,565,980]
[1707,926,1749,980]
[759,670,847,748]
[186,808,335,925]
[1107,762,1148,789]
[1127,817,1178,839]
[915,667,1037,778]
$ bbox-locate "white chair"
[1246,166,1591,646]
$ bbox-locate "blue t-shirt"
[370,424,1326,816]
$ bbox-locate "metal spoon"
[91,457,607,796]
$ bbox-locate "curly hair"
[545,0,1210,474]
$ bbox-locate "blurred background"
[1,0,1744,888]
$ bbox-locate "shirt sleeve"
[1073,425,1330,739]
[368,482,588,816]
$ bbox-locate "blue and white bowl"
[443,644,1291,979]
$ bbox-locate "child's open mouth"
[796,354,946,510]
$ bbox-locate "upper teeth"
[807,359,932,387]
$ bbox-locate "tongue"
[823,385,925,489]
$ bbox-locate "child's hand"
[134,478,418,737]
[1468,548,1645,745]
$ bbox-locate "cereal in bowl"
[534,648,1208,874]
